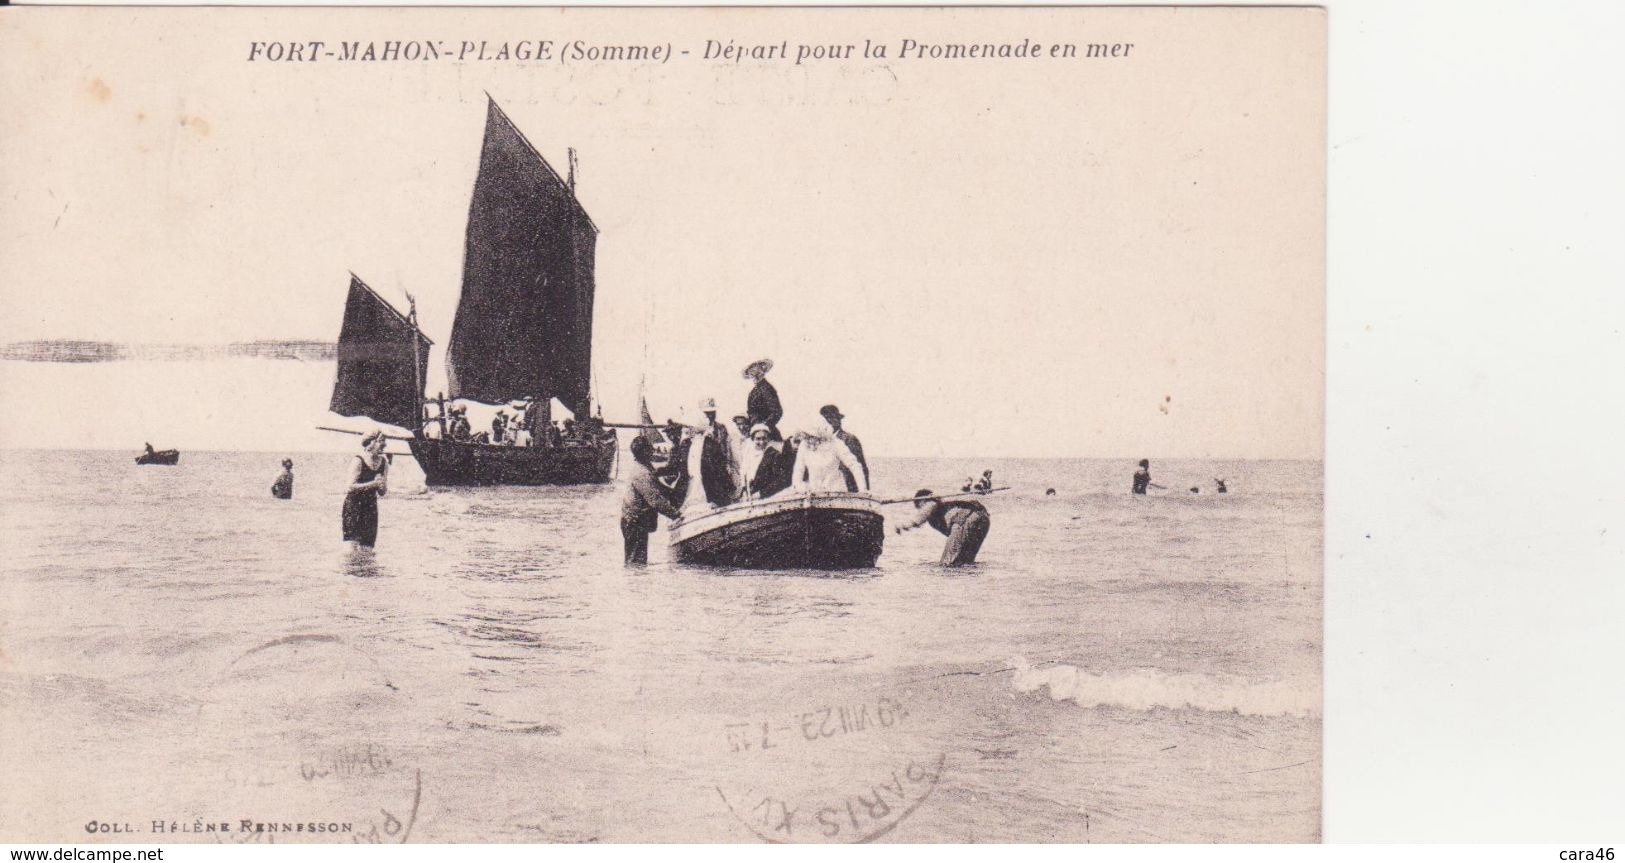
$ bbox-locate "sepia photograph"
[1,6,1325,844]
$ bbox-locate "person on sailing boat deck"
[896,489,992,567]
[789,430,870,495]
[342,431,389,549]
[271,458,294,500]
[819,404,869,493]
[622,436,682,566]
[490,411,508,445]
[449,408,472,442]
[743,359,783,441]
[739,423,790,500]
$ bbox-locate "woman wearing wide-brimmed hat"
[742,358,782,441]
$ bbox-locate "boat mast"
[407,291,423,433]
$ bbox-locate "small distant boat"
[135,448,179,465]
[669,492,885,570]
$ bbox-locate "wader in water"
[342,456,384,547]
[928,500,992,566]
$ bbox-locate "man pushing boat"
[622,436,682,565]
[895,489,992,567]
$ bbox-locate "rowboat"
[135,449,179,465]
[669,491,885,570]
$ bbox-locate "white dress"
[792,438,869,493]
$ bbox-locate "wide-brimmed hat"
[819,404,844,420]
[1138,459,1150,468]
[742,359,773,378]
[731,414,749,423]
[698,397,717,411]
[281,458,294,468]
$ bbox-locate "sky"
[0,7,1324,458]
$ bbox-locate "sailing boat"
[328,98,617,486]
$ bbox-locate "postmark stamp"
[712,691,947,843]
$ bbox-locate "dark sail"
[330,274,432,431]
[447,99,598,415]
[638,388,662,446]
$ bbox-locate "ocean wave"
[1008,656,1318,717]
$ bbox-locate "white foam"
[1009,656,1319,718]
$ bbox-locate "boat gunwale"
[668,491,883,539]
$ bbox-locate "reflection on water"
[1,450,1321,842]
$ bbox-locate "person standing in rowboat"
[1132,459,1152,495]
[622,436,682,565]
[896,489,992,567]
[739,423,790,500]
[743,359,783,441]
[342,431,389,549]
[695,398,739,505]
[789,430,869,494]
[271,458,294,500]
[729,414,752,475]
[820,404,869,493]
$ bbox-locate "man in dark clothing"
[449,409,471,441]
[622,437,682,565]
[743,359,783,440]
[491,412,508,445]
[695,399,737,506]
[819,404,869,493]
[271,459,294,500]
[1132,459,1152,495]
[895,489,992,566]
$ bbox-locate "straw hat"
[742,359,773,378]
[698,396,717,411]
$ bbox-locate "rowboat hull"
[669,492,885,570]
[135,450,180,465]
[408,434,616,486]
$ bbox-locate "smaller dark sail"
[330,274,433,431]
[638,383,662,446]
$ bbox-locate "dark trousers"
[622,517,652,565]
[940,511,991,566]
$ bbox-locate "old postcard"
[0,6,1325,844]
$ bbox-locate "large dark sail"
[330,274,432,431]
[447,99,598,415]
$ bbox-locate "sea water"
[0,450,1320,842]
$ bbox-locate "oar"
[316,425,415,442]
[875,487,1011,506]
[1148,482,1168,490]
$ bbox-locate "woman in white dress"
[789,430,869,494]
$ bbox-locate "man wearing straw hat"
[742,359,783,441]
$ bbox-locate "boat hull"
[408,434,616,486]
[135,451,180,465]
[669,492,885,570]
